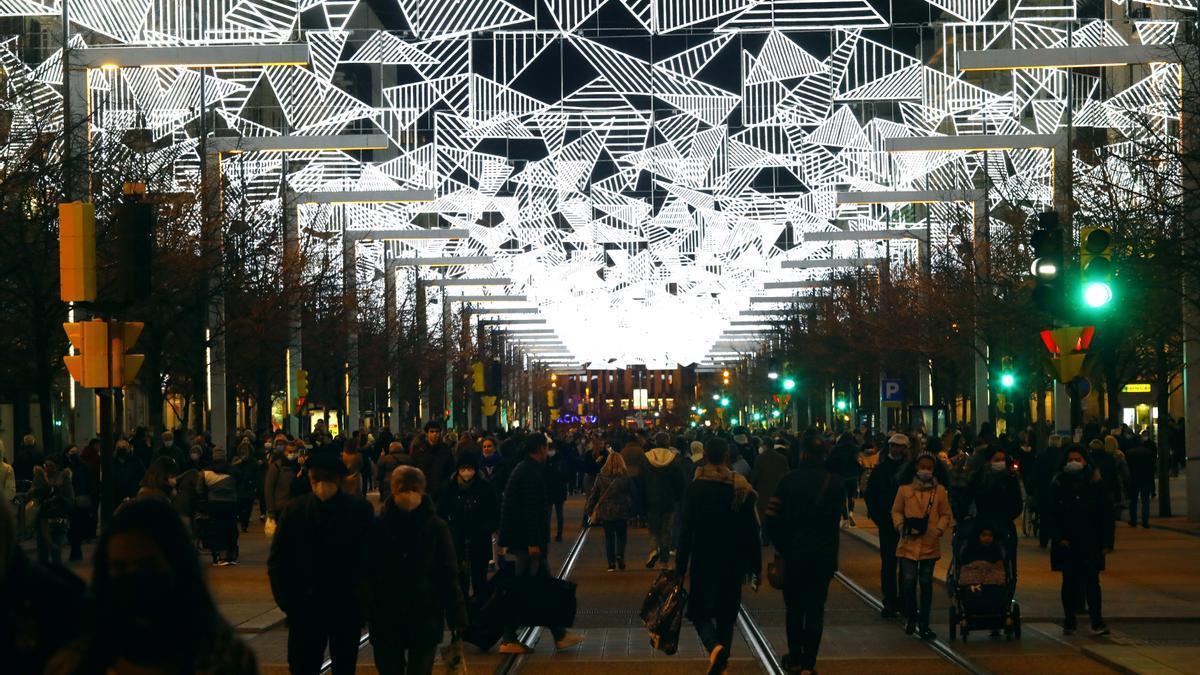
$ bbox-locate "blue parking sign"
[881,379,903,405]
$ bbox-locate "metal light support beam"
[425,277,511,287]
[762,280,837,290]
[295,189,437,204]
[958,44,1178,71]
[805,228,928,242]
[392,256,493,266]
[80,44,311,68]
[209,133,389,154]
[836,189,985,204]
[885,134,1058,152]
[781,257,884,269]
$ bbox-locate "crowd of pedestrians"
[0,413,1177,675]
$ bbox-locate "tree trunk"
[256,368,272,434]
[1155,336,1172,517]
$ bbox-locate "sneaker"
[881,608,899,619]
[918,627,937,641]
[617,557,626,571]
[607,564,616,572]
[1091,624,1110,636]
[645,551,660,568]
[707,644,729,675]
[904,620,916,635]
[213,560,231,567]
[499,641,534,655]
[555,633,585,650]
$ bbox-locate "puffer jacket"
[498,458,549,549]
[639,447,685,515]
[585,473,636,524]
[199,466,238,504]
[891,479,952,561]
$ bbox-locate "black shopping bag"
[639,570,678,625]
[462,563,513,651]
[644,580,688,655]
[500,574,578,628]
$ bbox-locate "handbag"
[768,472,833,590]
[903,488,936,538]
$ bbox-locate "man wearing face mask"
[435,453,500,599]
[157,430,185,470]
[269,451,374,675]
[111,439,145,505]
[864,433,911,618]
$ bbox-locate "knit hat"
[888,433,910,447]
[457,452,481,470]
[307,450,348,476]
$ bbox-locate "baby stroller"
[947,518,1021,642]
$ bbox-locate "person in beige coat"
[891,452,952,640]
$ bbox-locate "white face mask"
[393,491,422,511]
[458,468,476,482]
[916,469,934,483]
[990,461,1006,472]
[312,481,339,501]
[1064,460,1085,474]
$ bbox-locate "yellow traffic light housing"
[59,202,97,302]
[63,319,109,388]
[471,361,486,393]
[296,369,309,398]
[109,321,144,388]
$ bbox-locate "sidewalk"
[844,488,1200,674]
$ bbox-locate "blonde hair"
[601,451,628,477]
[390,465,427,494]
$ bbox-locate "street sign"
[882,379,903,406]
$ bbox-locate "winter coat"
[32,466,74,520]
[198,467,238,506]
[342,453,364,496]
[412,443,455,497]
[749,447,790,518]
[263,458,298,518]
[961,467,1023,538]
[864,455,906,534]
[111,455,145,503]
[1044,468,1115,572]
[231,455,261,502]
[585,473,636,524]
[435,474,500,547]
[375,451,414,504]
[1,548,86,675]
[1088,448,1124,507]
[267,491,374,621]
[826,438,864,480]
[677,465,761,622]
[367,497,468,649]
[1126,443,1157,491]
[891,480,952,561]
[620,442,646,479]
[174,467,203,518]
[639,447,686,515]
[498,458,550,549]
[13,445,41,483]
[545,453,570,504]
[765,463,844,576]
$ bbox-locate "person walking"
[13,434,42,483]
[268,452,375,675]
[586,452,637,571]
[959,447,1023,576]
[497,434,585,654]
[546,440,570,542]
[891,452,952,640]
[1125,436,1156,528]
[376,440,413,506]
[45,499,256,674]
[412,422,455,497]
[750,437,791,544]
[640,432,686,568]
[368,465,468,674]
[263,442,299,523]
[826,432,864,527]
[31,455,74,565]
[435,452,500,599]
[1043,446,1115,636]
[231,440,261,532]
[198,451,240,565]
[677,438,762,674]
[765,436,844,675]
[111,441,145,505]
[64,445,97,561]
[864,433,911,617]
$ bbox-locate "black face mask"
[103,571,182,663]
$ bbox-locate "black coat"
[545,453,570,504]
[435,475,500,548]
[111,455,145,503]
[498,458,550,549]
[413,443,455,497]
[677,467,761,622]
[639,448,686,515]
[1044,470,1115,572]
[1126,444,1157,491]
[0,551,86,675]
[267,491,375,620]
[962,468,1023,537]
[766,464,844,576]
[367,497,467,648]
[826,439,863,480]
[864,455,906,534]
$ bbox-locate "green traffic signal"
[752,412,763,421]
[720,397,730,407]
[1000,372,1015,389]
[1083,281,1113,309]
[771,409,781,418]
[782,378,796,391]
[835,399,848,412]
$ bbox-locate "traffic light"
[1029,212,1064,314]
[59,202,97,303]
[782,377,796,392]
[722,369,731,386]
[1080,226,1114,310]
[470,361,485,392]
[112,184,154,306]
[63,319,109,388]
[835,393,849,412]
[719,397,730,408]
[296,369,309,398]
[487,361,503,395]
[767,359,779,380]
[108,321,144,388]
[999,356,1016,390]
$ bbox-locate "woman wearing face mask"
[435,453,500,599]
[32,456,74,566]
[45,498,257,675]
[1043,446,1115,636]
[134,456,179,505]
[959,448,1023,578]
[585,452,636,571]
[369,466,468,674]
[264,442,299,524]
[891,452,952,640]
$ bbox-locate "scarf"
[694,464,755,508]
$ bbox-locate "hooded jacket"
[891,478,952,561]
[638,447,686,515]
[1045,466,1115,571]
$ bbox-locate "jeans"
[502,550,567,643]
[878,528,901,609]
[551,500,565,539]
[783,572,833,670]
[842,480,858,519]
[900,558,936,627]
[602,521,628,566]
[1061,564,1104,628]
[458,537,492,599]
[67,504,94,558]
[36,519,67,565]
[646,511,673,562]
[694,612,736,655]
[287,615,362,675]
[1128,486,1152,526]
[373,641,437,675]
[237,497,255,531]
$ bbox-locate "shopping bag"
[440,636,468,675]
[639,570,679,625]
[499,574,578,628]
[645,581,688,655]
